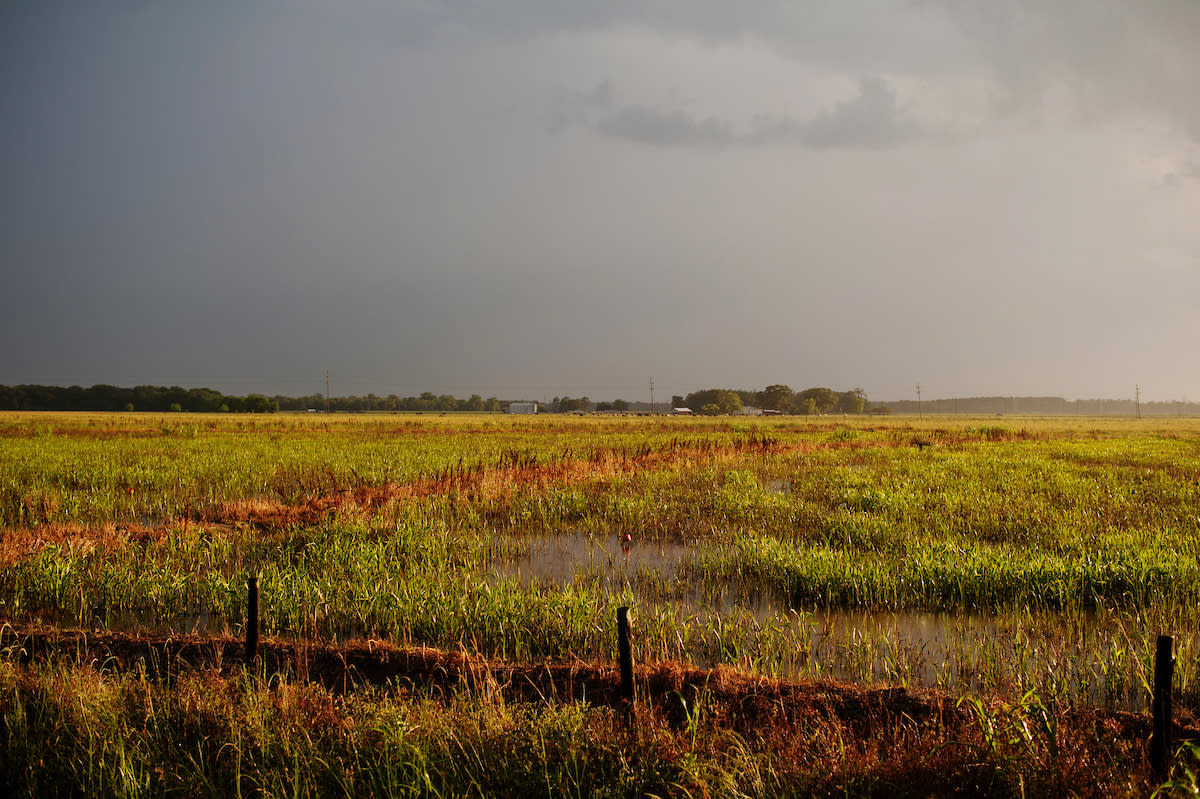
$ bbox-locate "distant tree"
[124,403,135,412]
[243,394,277,413]
[612,399,630,411]
[758,384,794,412]
[686,389,742,415]
[169,403,183,413]
[718,391,743,415]
[556,396,592,413]
[485,396,501,412]
[671,395,685,409]
[596,401,613,412]
[797,387,837,414]
[836,388,867,414]
[466,394,485,411]
[685,390,716,410]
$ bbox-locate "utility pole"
[325,370,331,414]
[1136,385,1142,419]
[649,378,654,415]
[916,383,922,419]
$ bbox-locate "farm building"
[507,402,538,414]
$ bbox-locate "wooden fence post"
[1151,634,1174,781]
[246,575,259,665]
[617,606,634,719]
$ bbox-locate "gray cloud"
[589,75,920,149]
[411,0,1200,141]
[935,0,1200,135]
[356,1,973,74]
[754,75,919,149]
[365,1,1200,134]
[547,80,614,131]
[595,105,736,147]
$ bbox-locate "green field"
[2,412,1199,796]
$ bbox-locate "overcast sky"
[2,1,1198,403]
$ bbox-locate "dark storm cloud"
[2,1,1198,402]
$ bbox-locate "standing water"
[491,530,1171,711]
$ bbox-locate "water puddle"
[496,531,698,583]
[492,530,778,613]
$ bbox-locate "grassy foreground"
[2,411,1200,796]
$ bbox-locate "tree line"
[0,385,277,413]
[274,393,503,413]
[0,384,870,415]
[10,384,1182,417]
[548,397,631,413]
[674,386,869,416]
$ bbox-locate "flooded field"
[4,412,1200,715]
[493,529,1186,711]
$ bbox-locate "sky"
[2,1,1198,404]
